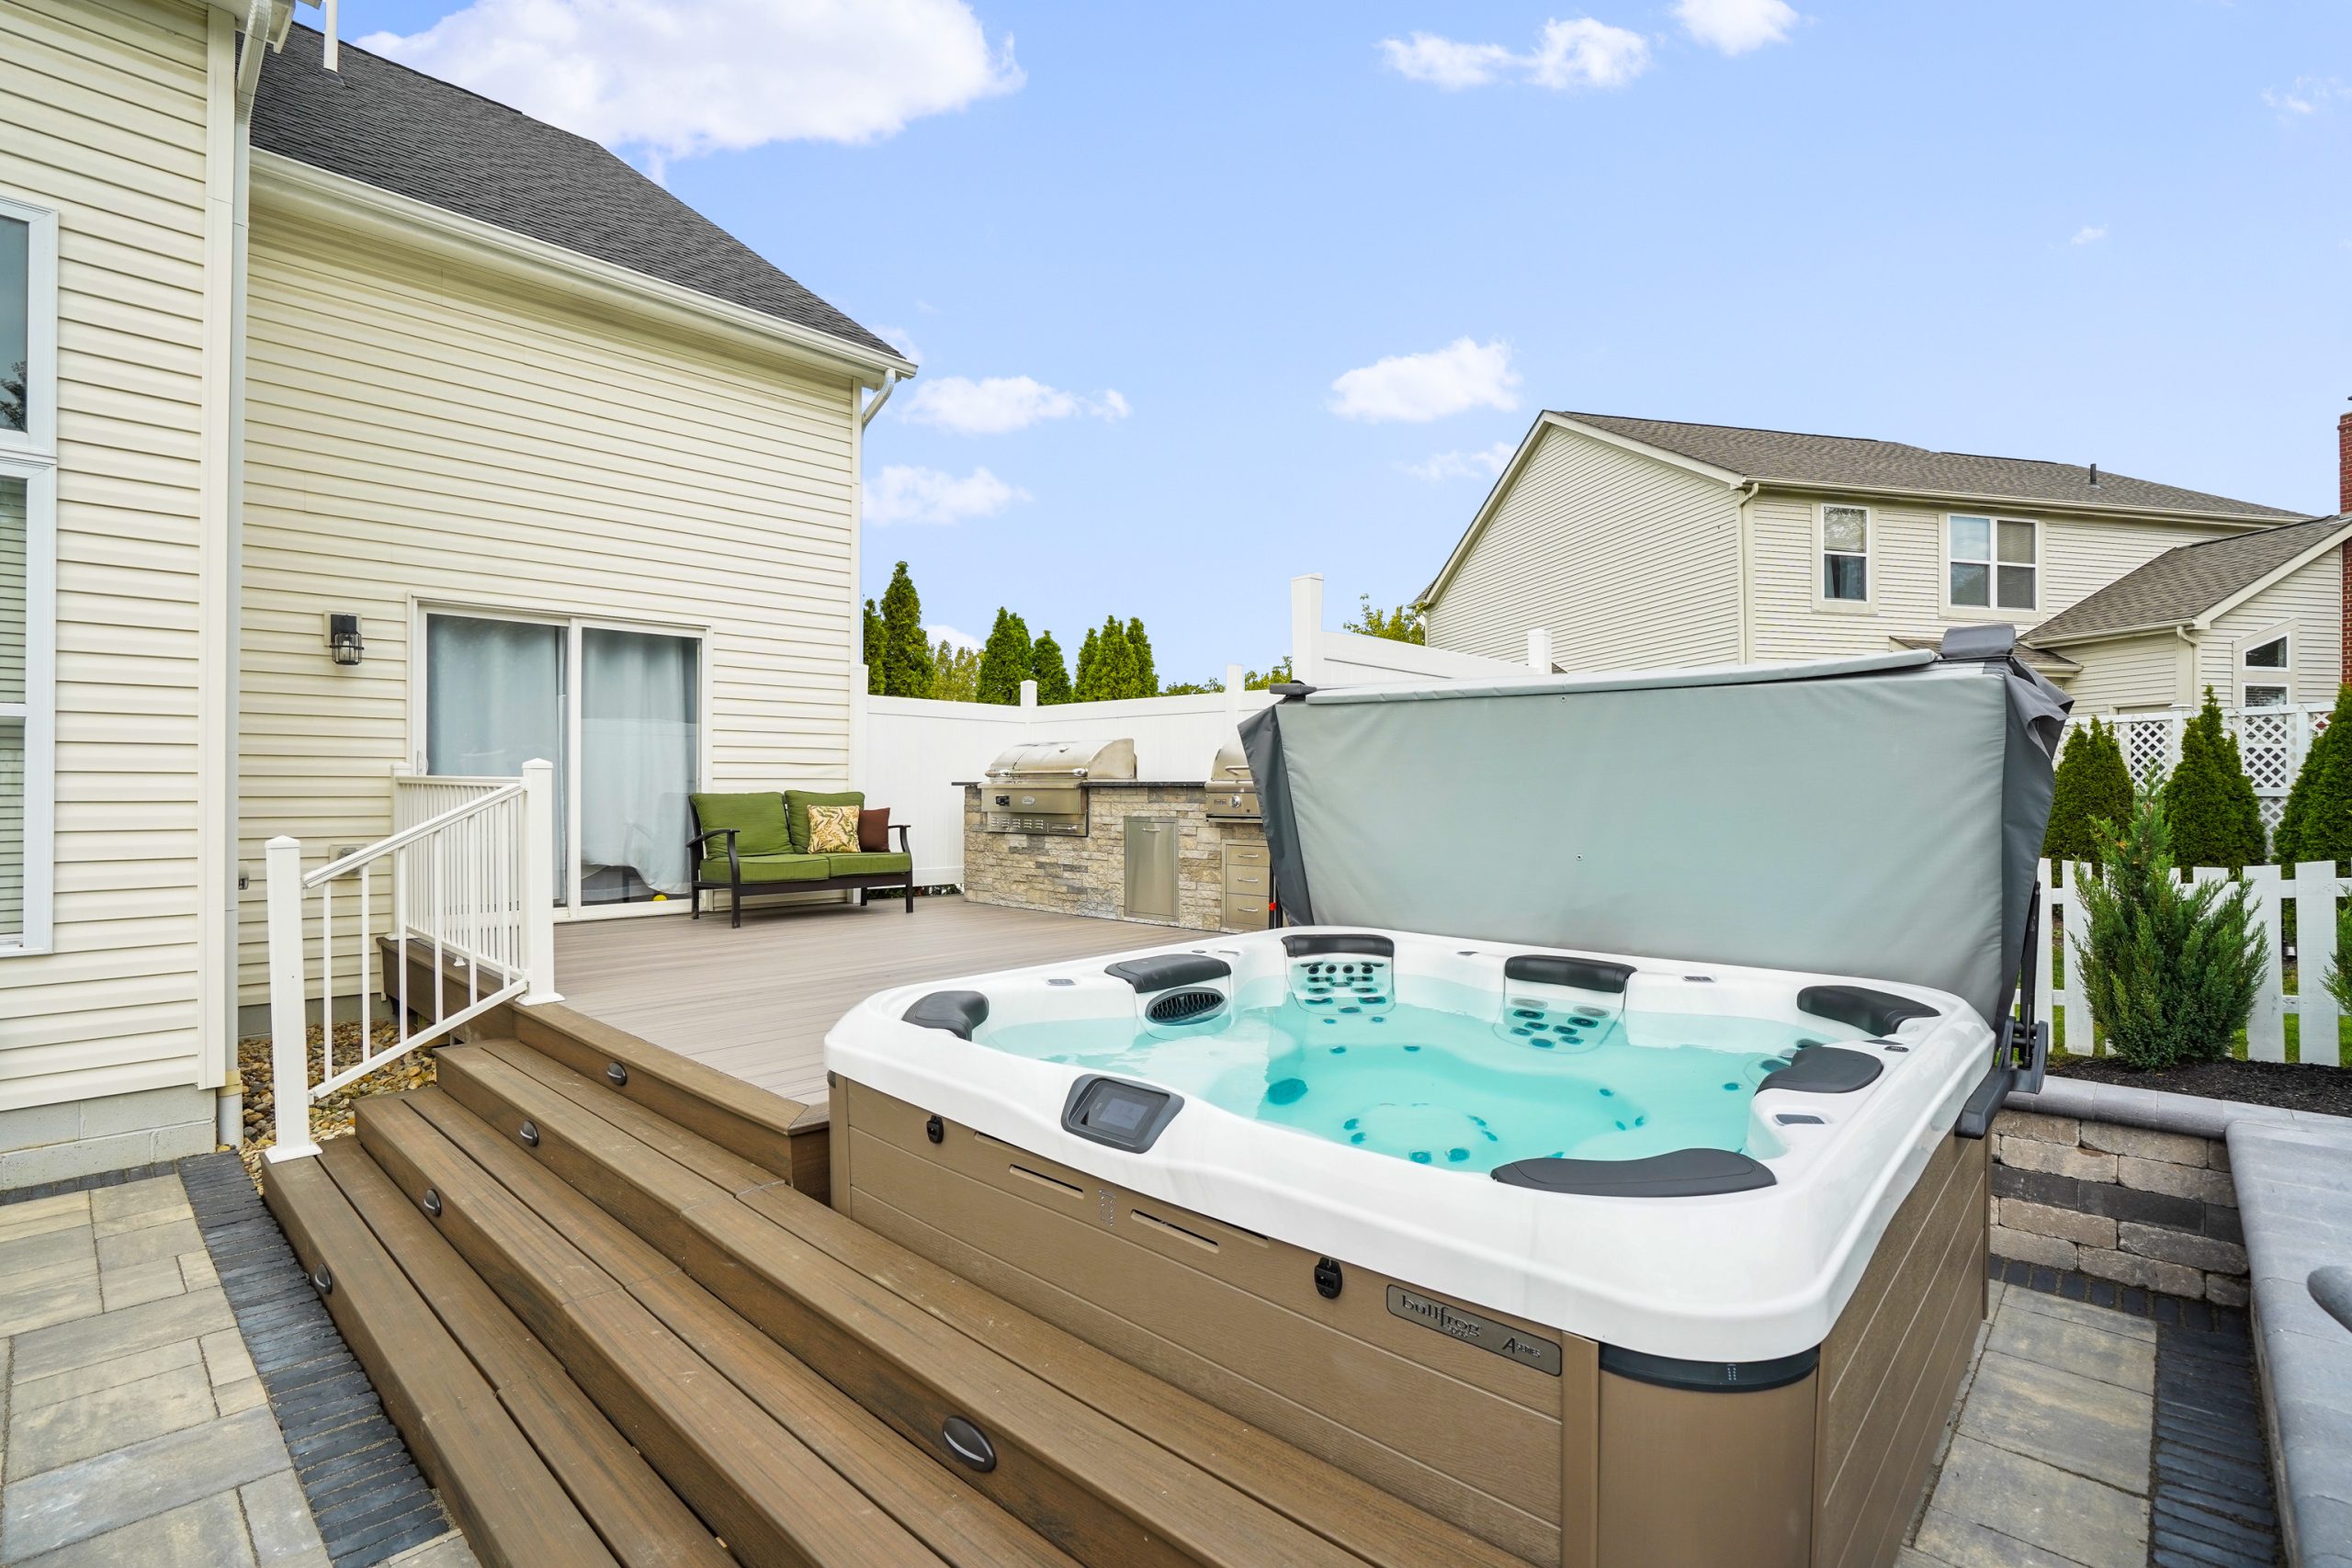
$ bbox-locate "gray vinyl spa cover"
[1239,645,2070,1029]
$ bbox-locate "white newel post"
[1019,678,1037,712]
[1526,626,1553,673]
[264,835,319,1163]
[521,759,563,1007]
[1290,573,1323,685]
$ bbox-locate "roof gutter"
[860,370,899,429]
[1747,479,2300,532]
[250,152,920,387]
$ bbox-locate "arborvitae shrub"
[2045,717,2133,863]
[2073,787,2267,1069]
[2278,685,2352,868]
[976,609,1034,705]
[2162,688,2266,871]
[1030,632,1071,705]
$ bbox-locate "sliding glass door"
[422,610,702,917]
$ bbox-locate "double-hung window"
[1819,504,1870,604]
[2240,631,2290,709]
[0,196,59,954]
[1948,514,2038,613]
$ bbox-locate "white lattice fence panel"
[2112,714,2179,786]
[2233,707,2297,794]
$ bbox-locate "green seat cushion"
[698,852,832,885]
[692,792,791,858]
[786,788,865,853]
[825,852,912,878]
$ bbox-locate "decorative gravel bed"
[2047,1055,2352,1119]
[236,1022,438,1189]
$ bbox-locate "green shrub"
[1030,632,1071,705]
[2278,686,2352,867]
[976,609,1034,705]
[2073,787,2267,1069]
[2162,688,2266,871]
[2044,717,2133,863]
[2324,899,2352,1019]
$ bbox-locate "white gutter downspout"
[1735,479,1762,664]
[860,370,899,429]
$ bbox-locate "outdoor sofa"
[688,788,913,926]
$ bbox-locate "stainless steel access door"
[1124,818,1179,922]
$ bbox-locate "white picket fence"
[2037,856,2346,1065]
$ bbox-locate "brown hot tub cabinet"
[831,1075,1990,1568]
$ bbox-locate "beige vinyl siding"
[0,0,220,1111]
[1426,426,1741,670]
[2059,632,2186,714]
[1748,493,2240,663]
[2196,554,2342,709]
[236,201,863,1003]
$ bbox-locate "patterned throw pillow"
[805,803,860,854]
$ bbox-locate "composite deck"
[552,895,1207,1106]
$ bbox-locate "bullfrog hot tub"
[825,635,2064,1568]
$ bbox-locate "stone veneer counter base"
[960,781,1266,932]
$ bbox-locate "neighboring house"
[1420,411,2324,705]
[0,2,910,1181]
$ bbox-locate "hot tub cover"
[1239,636,2067,1030]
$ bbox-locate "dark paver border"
[179,1152,453,1566]
[1991,1254,2282,1565]
[0,1159,186,1206]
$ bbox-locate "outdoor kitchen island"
[959,737,1271,931]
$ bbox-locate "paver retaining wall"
[1989,1108,2247,1304]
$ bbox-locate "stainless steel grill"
[1204,736,1259,820]
[982,739,1136,835]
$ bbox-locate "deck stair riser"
[427,1044,1387,1568]
[353,1091,1067,1568]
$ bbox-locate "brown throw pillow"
[858,807,891,852]
[806,804,860,854]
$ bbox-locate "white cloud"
[899,376,1130,435]
[875,326,923,365]
[925,623,982,651]
[863,465,1027,525]
[1381,18,1650,92]
[1401,441,1518,481]
[359,0,1023,170]
[2265,76,2346,118]
[1329,339,1521,423]
[2069,225,2108,246]
[1673,0,1797,55]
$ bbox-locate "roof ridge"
[1556,411,1928,452]
[2166,512,2343,552]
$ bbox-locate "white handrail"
[265,759,560,1164]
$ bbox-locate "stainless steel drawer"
[1225,842,1270,867]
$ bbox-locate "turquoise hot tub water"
[977,975,1837,1174]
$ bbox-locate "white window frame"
[1814,502,1873,611]
[1943,513,2041,617]
[0,194,59,956]
[2236,623,2292,710]
[408,599,713,923]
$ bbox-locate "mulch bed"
[2046,1054,2352,1118]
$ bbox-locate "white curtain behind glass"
[581,628,696,901]
[425,615,567,897]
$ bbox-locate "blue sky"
[338,1,2350,686]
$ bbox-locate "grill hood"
[983,739,1138,782]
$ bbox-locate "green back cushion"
[786,788,865,853]
[691,792,791,858]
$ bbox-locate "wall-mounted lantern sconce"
[325,612,365,667]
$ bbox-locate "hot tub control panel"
[1061,1075,1184,1153]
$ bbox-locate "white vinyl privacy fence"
[2037,857,2346,1066]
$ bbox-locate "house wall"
[2194,550,2343,709]
[1746,492,2239,664]
[1425,425,1742,671]
[0,0,231,1180]
[2055,632,2186,714]
[236,196,864,1009]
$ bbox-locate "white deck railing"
[263,759,562,1162]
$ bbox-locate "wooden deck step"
[311,1138,735,1568]
[263,1156,625,1568]
[433,1040,1527,1568]
[353,1089,1071,1568]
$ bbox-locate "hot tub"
[824,927,1997,1568]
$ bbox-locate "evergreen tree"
[1091,615,1135,700]
[1073,627,1101,700]
[928,638,981,702]
[861,599,886,694]
[2162,688,2266,872]
[976,609,1034,705]
[1125,617,1157,698]
[2073,787,2267,1069]
[877,561,933,698]
[1030,631,1071,705]
[2044,717,2134,864]
[2278,687,2352,867]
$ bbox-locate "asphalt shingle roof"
[1558,412,2301,520]
[252,25,901,362]
[2025,513,2352,645]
